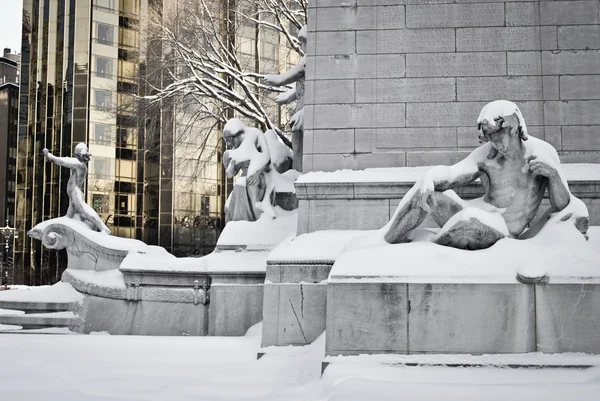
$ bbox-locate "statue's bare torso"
[478,150,547,236]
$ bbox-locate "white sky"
[0,1,23,55]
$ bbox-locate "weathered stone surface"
[356,78,456,103]
[562,126,600,151]
[507,51,542,76]
[315,31,355,55]
[558,26,600,50]
[310,79,355,104]
[543,76,560,100]
[326,282,408,356]
[313,54,406,80]
[262,280,329,347]
[457,27,540,51]
[541,26,558,50]
[316,5,405,31]
[506,2,539,26]
[542,50,600,75]
[457,76,543,101]
[208,284,264,336]
[544,101,600,126]
[313,103,406,129]
[406,151,471,167]
[536,284,600,353]
[312,129,355,154]
[310,152,408,172]
[560,76,600,100]
[357,29,455,54]
[408,284,535,353]
[307,199,391,231]
[407,102,481,127]
[540,1,599,26]
[358,0,454,4]
[406,4,504,28]
[544,126,562,150]
[371,128,457,149]
[406,52,506,77]
[559,151,600,164]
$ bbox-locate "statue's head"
[222,118,245,150]
[298,25,307,53]
[477,100,528,155]
[74,143,91,162]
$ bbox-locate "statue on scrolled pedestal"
[263,25,306,172]
[41,143,110,235]
[360,100,589,251]
[222,119,299,224]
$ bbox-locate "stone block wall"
[304,0,600,172]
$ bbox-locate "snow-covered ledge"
[28,217,156,272]
[294,164,600,234]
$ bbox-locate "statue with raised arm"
[42,143,111,234]
[382,100,588,250]
[222,119,297,223]
[264,25,306,172]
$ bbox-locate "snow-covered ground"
[1,325,600,401]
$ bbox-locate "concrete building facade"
[303,0,600,172]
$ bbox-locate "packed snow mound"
[264,129,292,166]
[0,281,84,304]
[332,225,600,284]
[217,208,298,250]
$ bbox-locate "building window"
[92,194,109,214]
[96,23,114,45]
[94,90,112,110]
[93,123,110,143]
[95,56,113,78]
[94,158,107,176]
[95,0,116,10]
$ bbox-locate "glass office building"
[15,0,299,285]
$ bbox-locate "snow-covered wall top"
[297,163,600,184]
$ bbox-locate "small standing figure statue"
[222,119,296,223]
[264,25,306,172]
[42,143,111,234]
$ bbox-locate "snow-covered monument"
[2,0,600,370]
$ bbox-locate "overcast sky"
[1,1,23,55]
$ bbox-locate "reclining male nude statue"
[383,100,588,250]
[42,143,111,235]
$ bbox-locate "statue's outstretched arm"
[263,57,305,86]
[43,148,79,168]
[425,144,490,192]
[275,88,298,105]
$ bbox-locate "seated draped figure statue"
[383,100,589,250]
[42,143,111,234]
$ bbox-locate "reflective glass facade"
[15,0,298,285]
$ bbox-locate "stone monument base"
[326,224,600,357]
[10,211,297,336]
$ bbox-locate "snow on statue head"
[222,118,246,150]
[74,142,91,163]
[477,100,529,146]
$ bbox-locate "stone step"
[0,326,76,335]
[0,311,80,330]
[0,300,78,313]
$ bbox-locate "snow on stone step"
[0,311,80,329]
[0,282,83,313]
[0,327,76,335]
